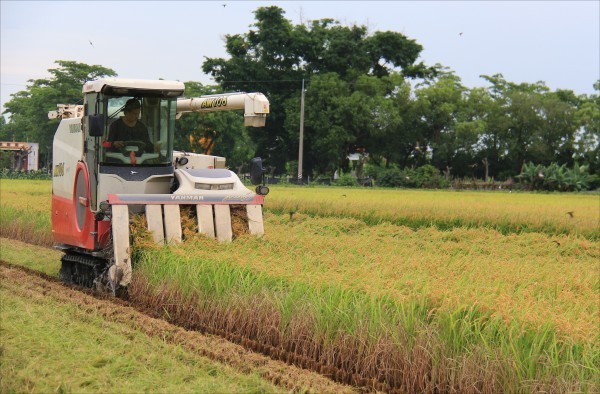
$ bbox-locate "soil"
[0,261,355,394]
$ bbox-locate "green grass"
[0,238,60,275]
[0,277,282,394]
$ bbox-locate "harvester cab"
[50,78,270,291]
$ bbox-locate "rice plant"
[265,186,600,240]
[128,236,598,392]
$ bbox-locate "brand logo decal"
[170,195,204,201]
[200,97,227,109]
[223,194,253,201]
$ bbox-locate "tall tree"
[202,6,431,174]
[574,81,600,173]
[412,72,468,170]
[366,73,415,169]
[480,74,591,177]
[285,73,354,175]
[2,60,116,166]
[532,89,579,166]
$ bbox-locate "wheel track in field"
[0,260,355,394]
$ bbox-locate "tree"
[412,72,475,172]
[478,74,595,178]
[532,89,579,166]
[202,6,432,174]
[288,73,353,175]
[357,73,411,168]
[574,82,600,173]
[2,61,116,167]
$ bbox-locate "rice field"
[265,187,599,240]
[1,179,598,392]
[0,180,52,246]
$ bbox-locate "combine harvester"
[49,78,270,291]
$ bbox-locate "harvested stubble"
[230,205,250,238]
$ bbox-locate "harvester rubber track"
[59,253,108,288]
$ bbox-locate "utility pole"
[297,78,305,183]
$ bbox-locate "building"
[0,141,39,171]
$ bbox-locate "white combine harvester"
[49,78,270,291]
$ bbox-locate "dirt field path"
[0,261,355,393]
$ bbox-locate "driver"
[103,99,153,152]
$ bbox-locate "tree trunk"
[13,148,30,171]
[482,157,489,182]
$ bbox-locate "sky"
[1,1,599,115]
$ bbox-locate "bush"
[376,168,404,187]
[0,169,51,180]
[376,165,449,189]
[334,173,359,187]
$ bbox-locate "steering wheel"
[120,141,146,157]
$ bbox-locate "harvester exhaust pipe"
[250,157,269,196]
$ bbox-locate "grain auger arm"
[176,92,269,127]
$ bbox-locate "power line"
[220,79,309,83]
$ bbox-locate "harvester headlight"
[195,183,212,190]
[195,183,234,190]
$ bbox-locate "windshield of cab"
[100,96,176,165]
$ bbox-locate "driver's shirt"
[104,118,153,151]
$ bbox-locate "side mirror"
[250,157,265,186]
[88,114,105,137]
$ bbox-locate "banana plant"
[564,163,592,191]
[544,163,568,191]
[517,162,544,190]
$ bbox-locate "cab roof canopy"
[83,78,185,98]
